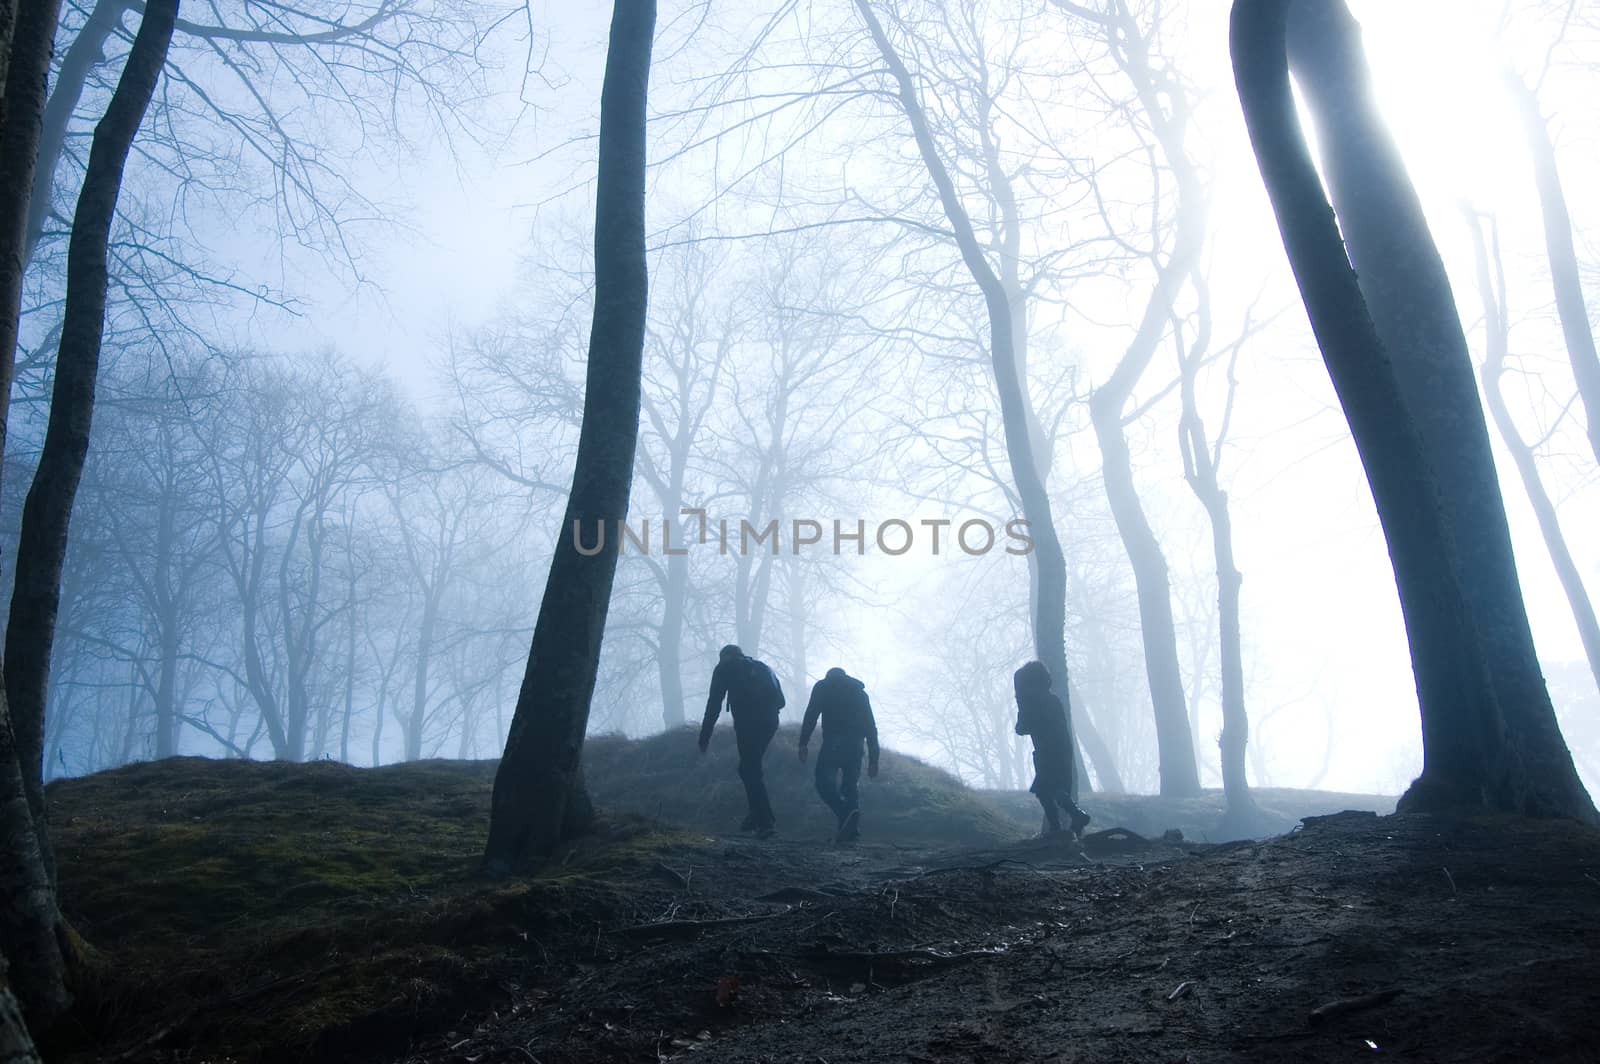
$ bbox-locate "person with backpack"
[798,667,880,843]
[1013,660,1092,839]
[699,644,786,837]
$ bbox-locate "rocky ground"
[40,735,1600,1063]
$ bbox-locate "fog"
[6,0,1598,801]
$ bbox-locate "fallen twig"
[614,906,793,940]
[1308,988,1402,1026]
[1167,980,1194,1001]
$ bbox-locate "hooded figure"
[700,644,786,836]
[798,667,880,842]
[1013,660,1091,838]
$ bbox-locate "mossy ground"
[47,739,1593,1063]
[47,755,707,1062]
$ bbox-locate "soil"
[41,741,1600,1063]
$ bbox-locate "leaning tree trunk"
[1232,0,1594,821]
[1463,211,1600,696]
[854,0,1082,798]
[1284,0,1592,818]
[482,0,656,874]
[5,0,181,885]
[1503,72,1600,469]
[0,0,66,460]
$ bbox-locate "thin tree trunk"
[1464,211,1600,695]
[1232,0,1593,821]
[1090,401,1203,795]
[0,0,66,461]
[1503,72,1600,469]
[1176,302,1258,825]
[854,0,1081,800]
[6,0,179,894]
[24,0,125,272]
[483,0,655,873]
[1285,0,1592,818]
[658,532,687,728]
[407,595,439,762]
[1065,673,1123,793]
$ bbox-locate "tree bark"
[854,0,1081,799]
[1284,0,1593,818]
[5,0,180,883]
[482,0,655,873]
[24,0,125,273]
[1502,72,1600,469]
[1232,0,1593,821]
[1176,303,1257,825]
[0,962,42,1064]
[0,0,66,463]
[1463,210,1600,697]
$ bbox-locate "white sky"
[236,0,1600,796]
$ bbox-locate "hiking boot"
[1068,807,1092,837]
[835,809,861,843]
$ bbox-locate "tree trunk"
[0,694,68,1032]
[6,0,179,892]
[854,0,1082,800]
[0,982,42,1064]
[1064,673,1124,793]
[1463,211,1600,696]
[658,531,687,728]
[1502,72,1600,469]
[24,0,124,273]
[1177,308,1258,825]
[1090,401,1203,796]
[1284,0,1592,818]
[406,595,439,762]
[0,0,66,461]
[1231,0,1594,821]
[482,0,655,873]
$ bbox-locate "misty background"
[7,0,1597,798]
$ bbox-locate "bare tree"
[1283,0,1593,818]
[1502,70,1600,468]
[852,0,1083,800]
[1232,0,1595,821]
[484,0,656,871]
[1463,209,1600,695]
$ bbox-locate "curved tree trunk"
[853,0,1081,801]
[1463,211,1600,696]
[6,0,178,893]
[483,0,655,873]
[1502,72,1600,469]
[1232,0,1594,822]
[1284,0,1592,818]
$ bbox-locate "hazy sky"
[222,0,1600,796]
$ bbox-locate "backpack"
[742,657,785,713]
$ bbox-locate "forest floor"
[41,729,1600,1063]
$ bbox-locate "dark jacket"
[1015,687,1071,789]
[799,670,880,763]
[700,655,785,746]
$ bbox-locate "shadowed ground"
[42,739,1597,1063]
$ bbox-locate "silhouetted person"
[1014,660,1091,838]
[798,667,880,843]
[700,644,786,836]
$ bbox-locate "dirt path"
[404,812,1600,1063]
